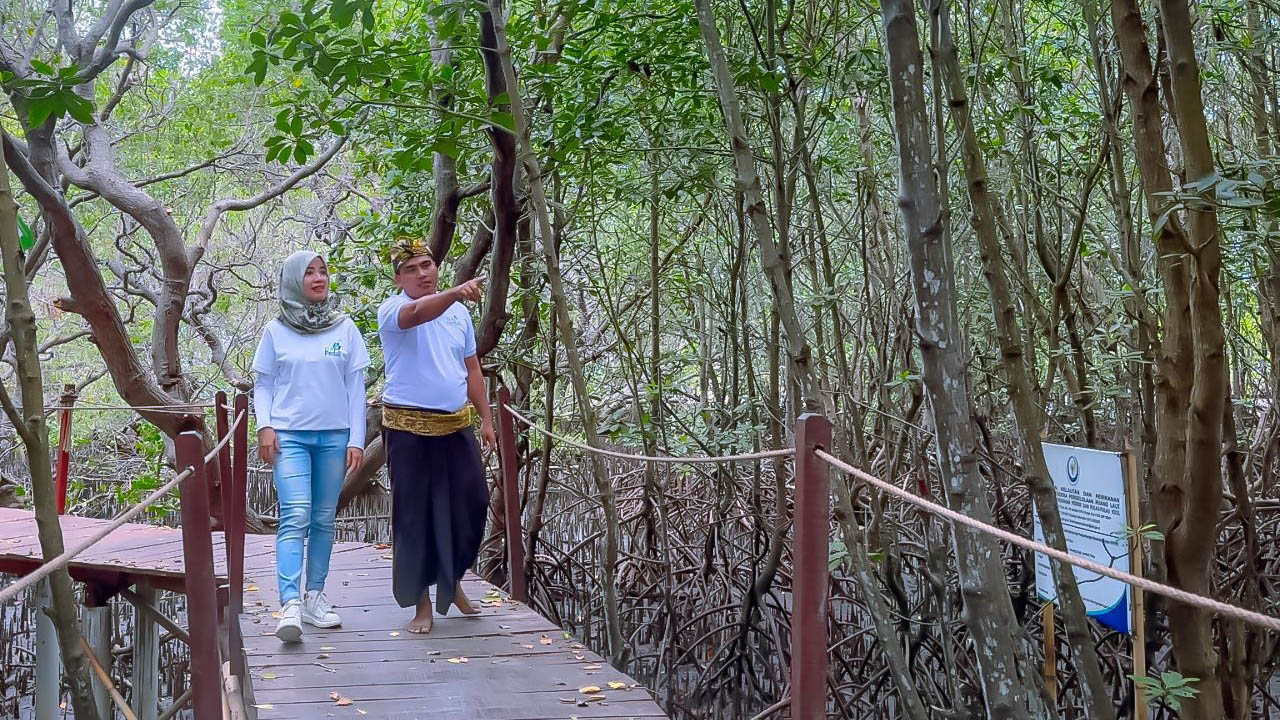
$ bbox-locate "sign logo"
[1067,456,1080,484]
[325,341,343,357]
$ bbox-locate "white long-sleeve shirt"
[252,318,370,449]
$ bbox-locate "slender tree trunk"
[1152,2,1228,716]
[878,1,1041,716]
[933,2,1113,716]
[483,0,627,665]
[0,146,101,720]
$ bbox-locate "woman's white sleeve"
[254,372,274,429]
[346,368,367,449]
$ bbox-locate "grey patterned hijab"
[277,250,344,334]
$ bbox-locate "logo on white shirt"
[325,341,344,357]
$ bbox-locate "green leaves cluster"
[2,61,98,128]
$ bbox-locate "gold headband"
[390,235,432,271]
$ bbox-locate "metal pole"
[176,431,223,720]
[130,581,160,720]
[34,579,59,720]
[791,413,831,720]
[497,386,527,603]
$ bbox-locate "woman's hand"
[258,427,279,465]
[346,446,364,474]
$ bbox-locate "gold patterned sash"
[382,404,474,437]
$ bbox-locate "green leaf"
[29,59,55,75]
[25,97,57,128]
[16,215,34,251]
[63,93,96,124]
[489,111,515,133]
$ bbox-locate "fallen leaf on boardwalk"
[563,631,572,639]
[573,654,584,661]
[380,553,393,560]
[246,585,259,592]
[374,542,391,549]
[539,635,553,645]
[320,646,336,651]
[498,624,511,629]
[253,704,274,710]
[587,695,607,702]
[426,650,441,656]
[492,658,511,664]
[578,685,601,694]
[358,710,368,715]
[583,664,601,670]
[607,682,627,690]
[560,697,576,703]
[521,644,534,649]
[336,697,353,706]
[270,612,282,619]
[316,653,331,660]
[389,632,400,637]
[260,672,278,679]
[570,643,584,649]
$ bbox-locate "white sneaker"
[302,590,342,628]
[275,599,302,642]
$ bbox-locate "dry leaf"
[607,682,627,690]
[583,664,602,670]
[539,636,553,645]
[521,644,535,649]
[380,553,393,560]
[261,672,278,680]
[336,697,353,707]
[253,704,274,710]
[246,585,259,592]
[358,710,368,716]
[374,542,391,549]
[389,632,400,637]
[448,658,462,664]
[578,685,601,694]
[321,646,337,651]
[559,697,576,703]
[587,695,607,702]
[316,653,331,660]
[270,611,282,619]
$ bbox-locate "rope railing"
[814,448,1280,634]
[0,410,246,606]
[502,404,794,463]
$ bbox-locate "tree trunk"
[932,2,1115,716]
[483,0,627,665]
[878,1,1042,716]
[1152,2,1228,717]
[0,144,101,720]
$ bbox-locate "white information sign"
[1032,443,1131,634]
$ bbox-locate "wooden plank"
[239,541,664,720]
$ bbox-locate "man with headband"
[377,236,493,633]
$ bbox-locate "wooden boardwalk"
[239,541,666,719]
[0,508,667,719]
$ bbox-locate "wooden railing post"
[497,386,527,603]
[54,383,77,514]
[175,431,222,720]
[792,413,831,720]
[229,392,249,678]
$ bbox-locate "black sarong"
[383,425,489,613]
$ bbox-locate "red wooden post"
[54,383,77,514]
[497,386,527,603]
[175,431,222,720]
[792,413,831,720]
[229,392,249,678]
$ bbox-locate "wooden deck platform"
[239,541,666,719]
[0,508,667,719]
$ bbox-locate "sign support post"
[1126,450,1148,720]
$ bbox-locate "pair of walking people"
[252,238,493,642]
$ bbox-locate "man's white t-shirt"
[252,318,370,435]
[377,293,476,412]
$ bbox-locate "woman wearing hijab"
[253,250,370,642]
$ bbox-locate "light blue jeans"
[273,430,347,604]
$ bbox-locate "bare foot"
[452,582,481,616]
[407,591,433,634]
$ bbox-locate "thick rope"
[815,449,1280,633]
[503,405,794,464]
[0,411,246,605]
[43,403,217,413]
